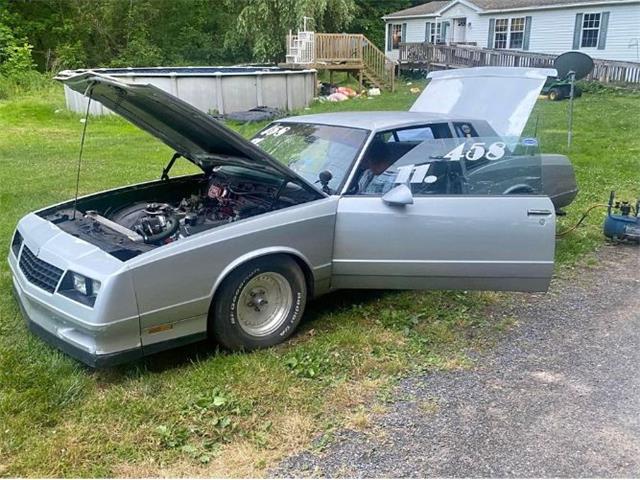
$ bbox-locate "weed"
[284,350,333,379]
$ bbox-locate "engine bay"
[39,168,318,260]
[103,173,280,245]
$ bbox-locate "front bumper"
[9,214,208,367]
[13,284,142,367]
[9,234,143,367]
[11,281,143,368]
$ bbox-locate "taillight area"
[11,230,23,258]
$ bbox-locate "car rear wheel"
[210,255,307,351]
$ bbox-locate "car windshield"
[251,122,369,193]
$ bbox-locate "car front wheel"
[210,255,307,351]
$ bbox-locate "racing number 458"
[444,142,507,162]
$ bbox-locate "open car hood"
[56,70,323,194]
[410,67,557,138]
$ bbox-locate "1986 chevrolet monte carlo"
[9,67,578,367]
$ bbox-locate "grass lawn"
[0,77,638,477]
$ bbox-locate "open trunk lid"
[410,67,557,138]
[56,70,324,195]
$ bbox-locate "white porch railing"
[286,30,315,64]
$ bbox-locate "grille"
[19,246,64,293]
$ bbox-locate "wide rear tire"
[209,255,307,351]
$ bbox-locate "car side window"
[351,132,544,198]
[453,122,478,138]
[350,123,452,195]
[393,127,435,142]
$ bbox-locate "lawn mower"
[541,76,583,101]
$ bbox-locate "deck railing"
[314,33,362,63]
[399,43,640,84]
[362,36,396,91]
[286,33,396,90]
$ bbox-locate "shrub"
[0,42,36,76]
[53,41,88,71]
[0,18,46,99]
[577,79,640,96]
[0,70,53,100]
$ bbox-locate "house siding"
[474,3,640,61]
[384,1,640,63]
[439,2,483,43]
[385,18,431,60]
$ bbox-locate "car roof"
[281,111,482,131]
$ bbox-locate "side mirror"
[318,170,333,195]
[382,184,413,206]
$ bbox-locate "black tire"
[209,254,307,351]
[548,87,563,101]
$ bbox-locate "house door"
[453,17,467,43]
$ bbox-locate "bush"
[0,70,53,100]
[577,79,640,96]
[0,42,36,76]
[0,17,36,76]
[53,41,88,71]
[109,33,164,68]
[0,18,47,99]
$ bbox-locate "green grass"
[0,76,638,476]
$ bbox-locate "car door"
[331,129,556,293]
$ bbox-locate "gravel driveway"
[275,245,640,478]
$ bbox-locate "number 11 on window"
[395,164,431,184]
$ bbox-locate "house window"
[581,13,601,48]
[493,17,526,49]
[509,17,525,48]
[494,19,509,49]
[391,24,402,49]
[429,23,442,43]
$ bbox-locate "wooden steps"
[282,33,396,91]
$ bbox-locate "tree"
[3,0,422,70]
[229,0,358,63]
[3,0,248,70]
[349,0,427,50]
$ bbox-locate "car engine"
[104,174,277,245]
[39,168,318,261]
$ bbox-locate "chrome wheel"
[236,272,293,337]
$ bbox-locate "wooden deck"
[398,43,640,84]
[281,33,396,91]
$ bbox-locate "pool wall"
[61,66,317,116]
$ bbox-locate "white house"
[383,0,640,63]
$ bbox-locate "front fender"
[208,247,316,303]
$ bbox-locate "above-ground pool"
[61,66,317,116]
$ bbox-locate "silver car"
[9,67,576,367]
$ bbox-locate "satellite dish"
[554,51,594,80]
[553,52,594,149]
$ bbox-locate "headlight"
[59,271,101,307]
[11,230,23,258]
[72,273,89,295]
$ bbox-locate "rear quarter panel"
[541,154,578,209]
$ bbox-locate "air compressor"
[603,191,640,244]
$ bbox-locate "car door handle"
[527,209,553,216]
